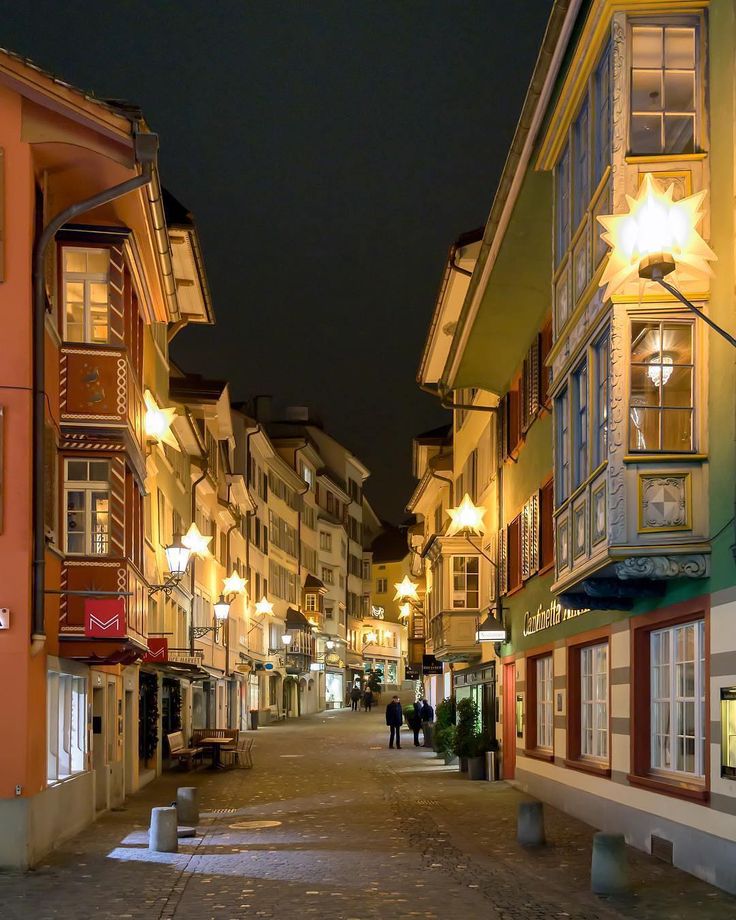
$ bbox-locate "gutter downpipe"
[31,130,159,653]
[188,461,208,655]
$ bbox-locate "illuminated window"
[62,247,110,344]
[581,643,609,760]
[630,22,698,155]
[451,555,479,609]
[572,361,588,488]
[64,459,110,555]
[535,656,553,751]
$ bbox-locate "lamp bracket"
[148,572,184,598]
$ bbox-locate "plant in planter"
[454,697,480,773]
[466,732,492,780]
[434,697,456,754]
[435,725,457,764]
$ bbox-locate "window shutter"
[528,492,539,575]
[498,528,508,596]
[521,503,530,581]
[529,337,540,420]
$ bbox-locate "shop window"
[61,246,111,344]
[47,671,87,783]
[721,689,736,778]
[451,555,480,609]
[64,459,110,555]
[527,654,553,755]
[630,22,699,156]
[630,320,694,452]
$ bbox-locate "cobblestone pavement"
[1,708,735,919]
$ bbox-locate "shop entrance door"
[503,662,516,780]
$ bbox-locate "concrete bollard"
[517,800,545,847]
[149,806,178,853]
[176,786,199,826]
[591,832,629,895]
[423,724,434,748]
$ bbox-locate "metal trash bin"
[485,750,498,782]
[249,709,259,731]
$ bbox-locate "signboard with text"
[84,598,126,639]
[422,654,443,675]
[143,637,168,663]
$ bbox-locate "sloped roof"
[371,526,409,563]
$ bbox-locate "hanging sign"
[85,598,126,638]
[143,637,168,662]
[422,654,443,675]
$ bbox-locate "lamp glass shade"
[164,538,191,578]
[475,612,506,643]
[281,633,293,646]
[214,595,230,621]
[326,639,335,650]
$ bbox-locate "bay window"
[630,22,699,156]
[555,146,570,266]
[630,320,694,452]
[594,332,610,466]
[651,619,705,777]
[573,362,588,488]
[64,459,110,555]
[555,387,569,503]
[62,247,111,344]
[451,555,479,609]
[594,44,612,186]
[572,101,590,229]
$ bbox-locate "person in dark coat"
[420,698,435,747]
[350,685,361,712]
[385,695,403,748]
[407,704,424,746]
[363,687,374,712]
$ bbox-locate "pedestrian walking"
[386,695,403,749]
[350,685,361,712]
[407,703,423,746]
[420,698,435,748]
[363,687,374,712]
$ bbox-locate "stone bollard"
[517,800,545,847]
[149,806,178,853]
[176,786,199,826]
[591,832,629,895]
[423,724,434,748]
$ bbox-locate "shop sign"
[143,637,168,662]
[422,654,443,675]
[405,666,420,681]
[84,598,126,638]
[522,599,590,637]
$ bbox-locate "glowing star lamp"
[181,522,212,558]
[254,596,274,616]
[222,570,247,596]
[394,576,419,603]
[398,602,411,621]
[598,172,716,299]
[365,631,377,645]
[144,391,179,449]
[446,493,487,537]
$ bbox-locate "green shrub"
[435,724,457,754]
[435,697,456,730]
[454,697,481,758]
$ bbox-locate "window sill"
[524,748,554,763]
[623,453,707,464]
[625,152,707,164]
[565,758,611,778]
[627,772,708,803]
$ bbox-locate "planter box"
[459,756,468,773]
[443,752,458,765]
[467,755,486,780]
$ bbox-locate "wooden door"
[503,662,516,780]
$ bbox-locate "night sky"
[3,1,551,521]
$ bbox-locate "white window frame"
[450,555,480,610]
[47,670,87,783]
[305,593,317,612]
[651,619,705,778]
[580,642,609,760]
[61,246,111,344]
[64,459,110,556]
[536,656,554,751]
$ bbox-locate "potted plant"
[436,724,457,765]
[434,697,456,757]
[454,697,480,773]
[467,732,490,780]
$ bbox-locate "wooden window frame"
[566,627,612,777]
[525,648,555,761]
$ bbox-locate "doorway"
[124,689,134,796]
[503,662,516,780]
[92,686,107,812]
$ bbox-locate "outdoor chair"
[221,736,254,769]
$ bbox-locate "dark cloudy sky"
[3,0,551,521]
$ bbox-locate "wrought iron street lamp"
[148,535,192,597]
[190,594,230,642]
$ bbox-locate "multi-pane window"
[321,566,334,586]
[536,656,553,750]
[629,320,693,451]
[450,555,479,609]
[64,460,110,555]
[305,593,317,612]
[62,247,110,344]
[573,362,588,488]
[573,101,590,228]
[376,578,388,594]
[555,147,571,265]
[630,23,698,155]
[319,531,332,552]
[594,332,610,466]
[594,45,612,185]
[651,620,705,776]
[47,671,87,782]
[581,643,609,760]
[555,388,570,503]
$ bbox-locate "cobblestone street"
[2,708,735,920]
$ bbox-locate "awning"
[59,637,147,666]
[285,607,311,630]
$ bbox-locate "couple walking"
[385,697,434,749]
[349,684,374,712]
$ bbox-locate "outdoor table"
[200,737,232,769]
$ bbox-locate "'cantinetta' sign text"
[522,599,589,637]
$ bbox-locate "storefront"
[363,657,399,685]
[453,661,496,737]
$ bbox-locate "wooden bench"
[166,730,203,770]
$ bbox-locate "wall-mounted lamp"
[148,535,192,597]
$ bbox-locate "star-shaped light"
[144,391,179,449]
[181,522,212,557]
[254,596,274,616]
[222,570,247,596]
[446,493,487,537]
[394,576,419,602]
[597,172,716,300]
[398,602,411,621]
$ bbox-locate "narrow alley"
[1,709,734,920]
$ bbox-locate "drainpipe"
[31,130,159,653]
[188,461,208,655]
